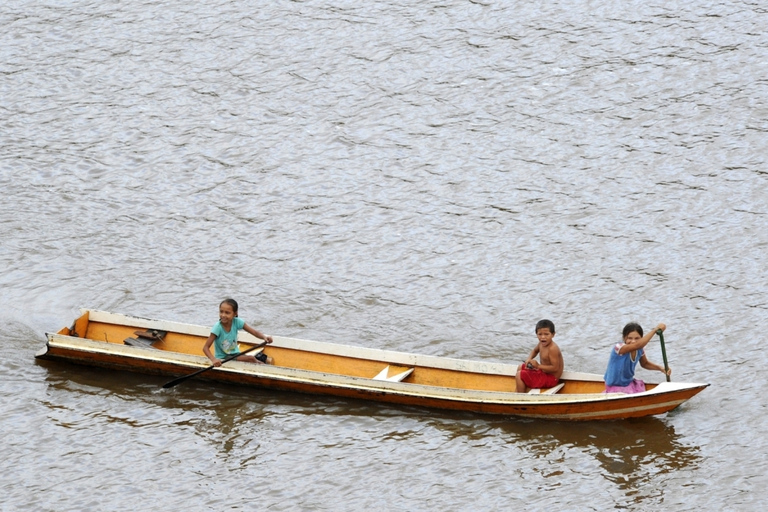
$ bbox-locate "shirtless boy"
[515,319,564,393]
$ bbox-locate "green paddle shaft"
[162,341,267,389]
[656,329,671,382]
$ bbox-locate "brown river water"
[2,1,767,510]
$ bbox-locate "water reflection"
[283,394,704,507]
[40,360,701,497]
[504,417,700,468]
[40,361,250,429]
[470,415,701,507]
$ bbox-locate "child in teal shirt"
[203,298,274,366]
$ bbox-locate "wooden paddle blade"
[163,375,190,388]
[162,365,212,388]
[160,341,267,389]
[162,377,188,389]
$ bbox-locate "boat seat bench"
[373,365,414,382]
[124,337,160,349]
[123,330,167,349]
[528,382,565,395]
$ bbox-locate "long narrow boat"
[36,309,708,421]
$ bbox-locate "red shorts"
[520,367,559,389]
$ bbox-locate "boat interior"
[57,310,633,395]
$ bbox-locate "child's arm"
[640,354,671,376]
[202,333,221,366]
[524,345,540,367]
[243,323,273,344]
[618,323,665,355]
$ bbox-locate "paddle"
[162,342,267,389]
[656,329,671,382]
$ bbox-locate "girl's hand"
[663,366,672,376]
[656,323,666,333]
[212,359,222,367]
[264,335,273,344]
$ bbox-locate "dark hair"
[220,298,239,316]
[535,319,555,334]
[622,322,643,338]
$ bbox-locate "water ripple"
[3,0,768,510]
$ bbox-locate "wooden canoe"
[35,309,708,421]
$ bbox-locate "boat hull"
[36,310,709,421]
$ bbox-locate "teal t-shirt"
[211,317,246,359]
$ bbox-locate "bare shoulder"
[550,342,564,361]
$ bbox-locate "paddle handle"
[657,329,671,382]
[162,341,266,389]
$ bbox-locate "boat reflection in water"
[40,347,700,509]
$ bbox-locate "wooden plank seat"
[373,365,414,382]
[124,330,167,349]
[528,382,565,395]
